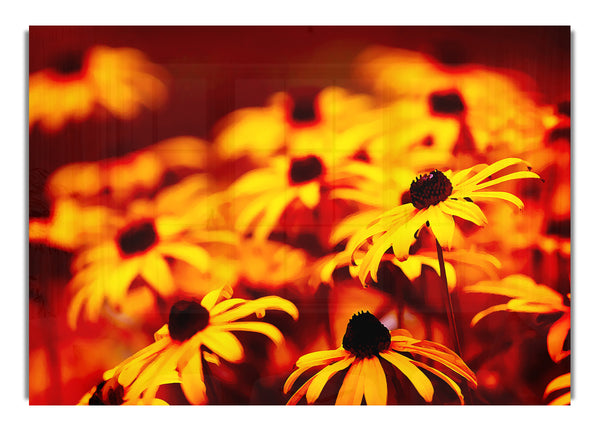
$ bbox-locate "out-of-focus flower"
[67,175,237,328]
[348,158,539,284]
[29,198,118,251]
[45,136,209,206]
[225,150,363,242]
[464,274,570,362]
[94,286,298,405]
[29,45,168,132]
[543,373,570,405]
[353,46,556,157]
[284,311,476,405]
[213,86,379,163]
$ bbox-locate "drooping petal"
[156,242,211,274]
[548,392,570,405]
[379,351,434,402]
[465,191,524,209]
[470,171,540,192]
[454,158,530,191]
[180,350,208,405]
[426,204,455,249]
[218,321,284,345]
[543,373,570,399]
[547,313,571,362]
[201,285,234,311]
[296,347,350,369]
[439,200,488,226]
[306,357,354,404]
[253,191,297,241]
[200,328,245,363]
[410,359,464,404]
[335,359,364,405]
[362,356,388,405]
[297,181,321,209]
[140,252,175,295]
[210,296,299,324]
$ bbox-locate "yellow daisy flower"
[226,151,362,242]
[464,274,570,363]
[29,45,168,132]
[45,136,209,207]
[284,311,476,405]
[543,373,570,405]
[67,176,237,328]
[353,46,556,157]
[213,86,379,163]
[348,158,540,285]
[97,286,298,405]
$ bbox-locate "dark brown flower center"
[88,380,125,405]
[168,300,210,342]
[288,87,320,123]
[429,91,465,116]
[52,51,85,75]
[409,169,453,209]
[342,311,391,359]
[117,220,158,256]
[289,155,324,185]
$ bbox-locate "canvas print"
[28,26,571,405]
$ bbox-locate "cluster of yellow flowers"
[29,43,570,405]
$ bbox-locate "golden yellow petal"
[362,357,387,405]
[544,373,571,399]
[298,181,321,209]
[253,191,297,241]
[547,313,571,363]
[296,347,350,368]
[426,205,455,249]
[208,298,247,316]
[439,199,487,226]
[156,242,211,274]
[284,366,313,394]
[180,350,208,405]
[306,357,354,404]
[201,285,234,311]
[140,253,174,295]
[454,158,529,190]
[335,359,363,405]
[548,392,570,405]
[210,295,299,324]
[201,328,245,363]
[410,359,464,404]
[218,321,284,345]
[470,171,540,192]
[465,191,524,209]
[380,351,434,402]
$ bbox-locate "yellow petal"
[306,357,354,404]
[140,253,175,295]
[439,199,488,226]
[380,351,434,402]
[218,321,284,345]
[548,392,570,405]
[470,171,540,192]
[180,350,208,405]
[253,191,296,241]
[201,285,234,311]
[335,359,363,405]
[547,313,570,362]
[544,373,570,399]
[298,181,321,209]
[201,328,245,363]
[156,242,211,274]
[466,191,524,209]
[410,359,464,404]
[362,356,387,405]
[210,295,298,324]
[426,205,455,249]
[455,158,529,190]
[296,347,350,369]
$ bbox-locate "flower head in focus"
[67,176,237,328]
[284,311,476,405]
[94,285,298,405]
[29,45,168,132]
[464,274,570,363]
[348,158,540,285]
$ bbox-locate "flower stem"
[435,239,462,359]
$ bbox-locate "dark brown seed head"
[409,170,453,209]
[342,311,391,359]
